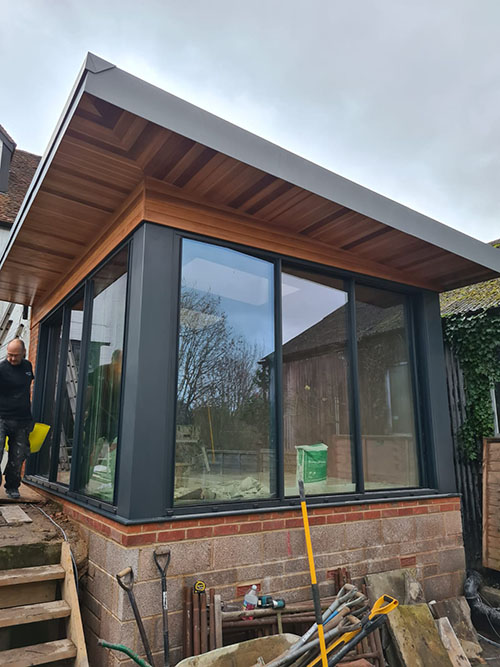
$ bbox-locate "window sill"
[24,475,458,526]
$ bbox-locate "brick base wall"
[43,495,465,667]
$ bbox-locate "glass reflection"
[355,285,419,489]
[57,295,84,485]
[282,269,354,496]
[175,239,275,505]
[78,249,128,502]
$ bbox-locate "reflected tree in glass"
[175,240,275,505]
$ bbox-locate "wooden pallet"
[0,541,88,665]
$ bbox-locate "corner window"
[33,230,426,516]
[174,239,276,505]
[33,245,129,505]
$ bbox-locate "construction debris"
[431,597,482,663]
[365,568,424,606]
[387,603,454,667]
[0,504,32,525]
[435,617,471,667]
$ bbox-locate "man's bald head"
[6,339,25,366]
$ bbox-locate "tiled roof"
[440,278,500,316]
[0,149,40,225]
[440,241,500,316]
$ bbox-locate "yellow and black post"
[299,479,328,667]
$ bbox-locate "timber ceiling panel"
[2,90,498,306]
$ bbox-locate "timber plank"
[0,564,64,587]
[483,439,500,569]
[0,600,70,628]
[0,638,76,665]
[60,540,89,666]
[0,580,57,609]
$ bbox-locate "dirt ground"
[0,482,88,574]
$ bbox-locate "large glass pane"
[56,294,84,485]
[175,239,275,505]
[38,313,63,478]
[282,269,354,496]
[78,248,128,502]
[355,285,419,489]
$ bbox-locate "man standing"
[0,338,34,499]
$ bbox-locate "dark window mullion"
[406,296,427,487]
[347,280,364,494]
[69,280,94,492]
[48,306,71,482]
[166,232,182,513]
[111,240,133,506]
[274,259,284,501]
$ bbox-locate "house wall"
[38,493,464,667]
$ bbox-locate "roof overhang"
[2,52,500,306]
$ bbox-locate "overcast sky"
[1,1,499,241]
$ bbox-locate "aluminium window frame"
[26,222,449,522]
[26,240,132,511]
[171,230,431,515]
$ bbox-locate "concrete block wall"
[50,495,466,667]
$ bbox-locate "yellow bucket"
[5,423,51,453]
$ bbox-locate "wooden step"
[0,638,77,665]
[0,599,71,628]
[0,564,65,587]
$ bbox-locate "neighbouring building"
[0,124,40,355]
[1,53,499,665]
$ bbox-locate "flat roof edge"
[0,54,101,277]
[83,62,500,275]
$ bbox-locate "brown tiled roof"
[0,149,40,225]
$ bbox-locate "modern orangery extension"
[1,54,499,664]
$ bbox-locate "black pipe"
[464,570,500,638]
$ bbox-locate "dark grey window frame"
[26,222,456,523]
[27,241,132,513]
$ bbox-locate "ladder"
[0,303,15,347]
[0,541,88,665]
[59,343,79,472]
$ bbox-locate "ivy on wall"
[443,310,500,461]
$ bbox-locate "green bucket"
[296,443,328,484]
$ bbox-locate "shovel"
[116,566,155,666]
[154,548,172,667]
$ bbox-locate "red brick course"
[31,486,461,547]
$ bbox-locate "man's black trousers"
[0,419,32,491]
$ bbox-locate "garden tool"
[116,566,154,666]
[154,548,172,667]
[306,594,398,667]
[327,612,389,666]
[299,479,328,667]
